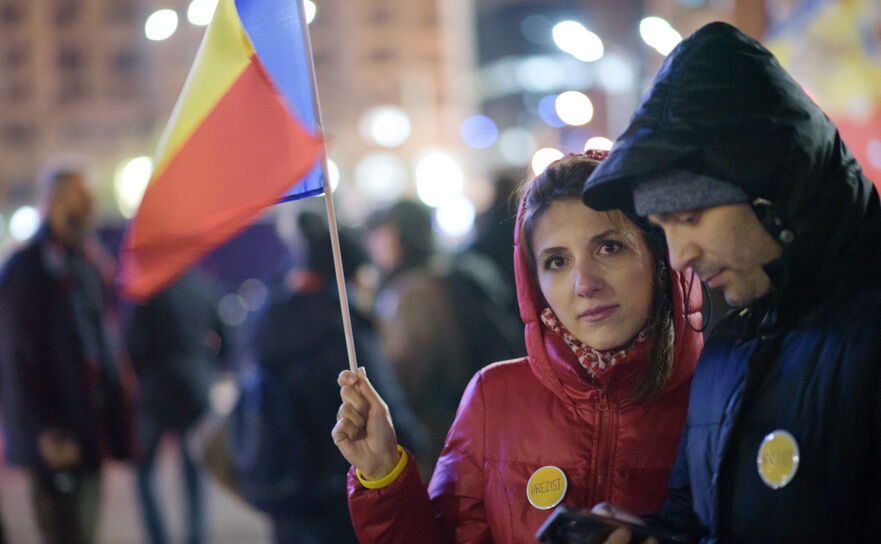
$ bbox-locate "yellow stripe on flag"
[152,0,254,177]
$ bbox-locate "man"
[230,210,409,543]
[580,22,881,542]
[124,268,228,544]
[0,165,131,544]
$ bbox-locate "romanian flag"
[118,0,323,302]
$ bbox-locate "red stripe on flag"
[119,58,321,302]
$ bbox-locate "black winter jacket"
[584,22,881,542]
[0,227,132,468]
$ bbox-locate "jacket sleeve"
[347,372,492,543]
[427,371,492,542]
[347,451,445,543]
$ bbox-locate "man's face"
[648,203,782,307]
[48,174,94,250]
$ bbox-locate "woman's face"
[531,199,654,351]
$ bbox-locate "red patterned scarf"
[540,307,648,379]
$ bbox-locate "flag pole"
[297,0,359,372]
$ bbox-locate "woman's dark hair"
[366,200,434,272]
[298,210,367,281]
[516,152,674,403]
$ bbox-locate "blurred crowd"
[0,161,525,544]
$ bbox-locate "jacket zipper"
[592,390,614,505]
[716,329,780,538]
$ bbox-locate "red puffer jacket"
[348,211,703,543]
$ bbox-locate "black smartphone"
[535,504,692,544]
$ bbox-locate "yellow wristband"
[356,445,408,489]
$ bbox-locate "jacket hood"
[513,193,702,406]
[582,21,881,315]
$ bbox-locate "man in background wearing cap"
[581,22,881,542]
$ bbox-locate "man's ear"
[750,198,794,246]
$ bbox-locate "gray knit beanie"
[632,171,748,216]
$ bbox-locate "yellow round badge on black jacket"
[527,466,567,509]
[757,430,800,489]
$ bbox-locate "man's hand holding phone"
[536,503,689,544]
[590,503,660,544]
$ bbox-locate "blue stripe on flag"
[279,159,325,203]
[234,0,324,200]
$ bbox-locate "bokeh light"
[304,0,317,24]
[552,20,604,62]
[209,376,239,415]
[218,293,248,327]
[414,150,464,208]
[354,153,407,203]
[867,140,881,170]
[238,278,269,312]
[434,195,477,238]
[640,16,682,56]
[555,91,594,126]
[538,94,567,128]
[515,56,566,92]
[584,136,614,151]
[531,148,564,176]
[9,206,39,241]
[520,14,553,45]
[460,115,498,149]
[145,9,179,41]
[326,158,340,192]
[358,105,411,148]
[114,156,153,219]
[498,127,537,167]
[187,0,217,26]
[597,53,635,94]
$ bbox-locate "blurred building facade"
[0,0,481,236]
[307,0,480,223]
[0,0,151,211]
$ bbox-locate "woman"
[332,150,703,542]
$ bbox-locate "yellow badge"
[756,430,800,490]
[526,465,568,510]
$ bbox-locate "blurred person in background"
[123,268,229,544]
[228,209,423,544]
[364,199,523,478]
[468,170,523,316]
[333,152,703,541]
[0,163,133,544]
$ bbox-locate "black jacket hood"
[583,21,881,320]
